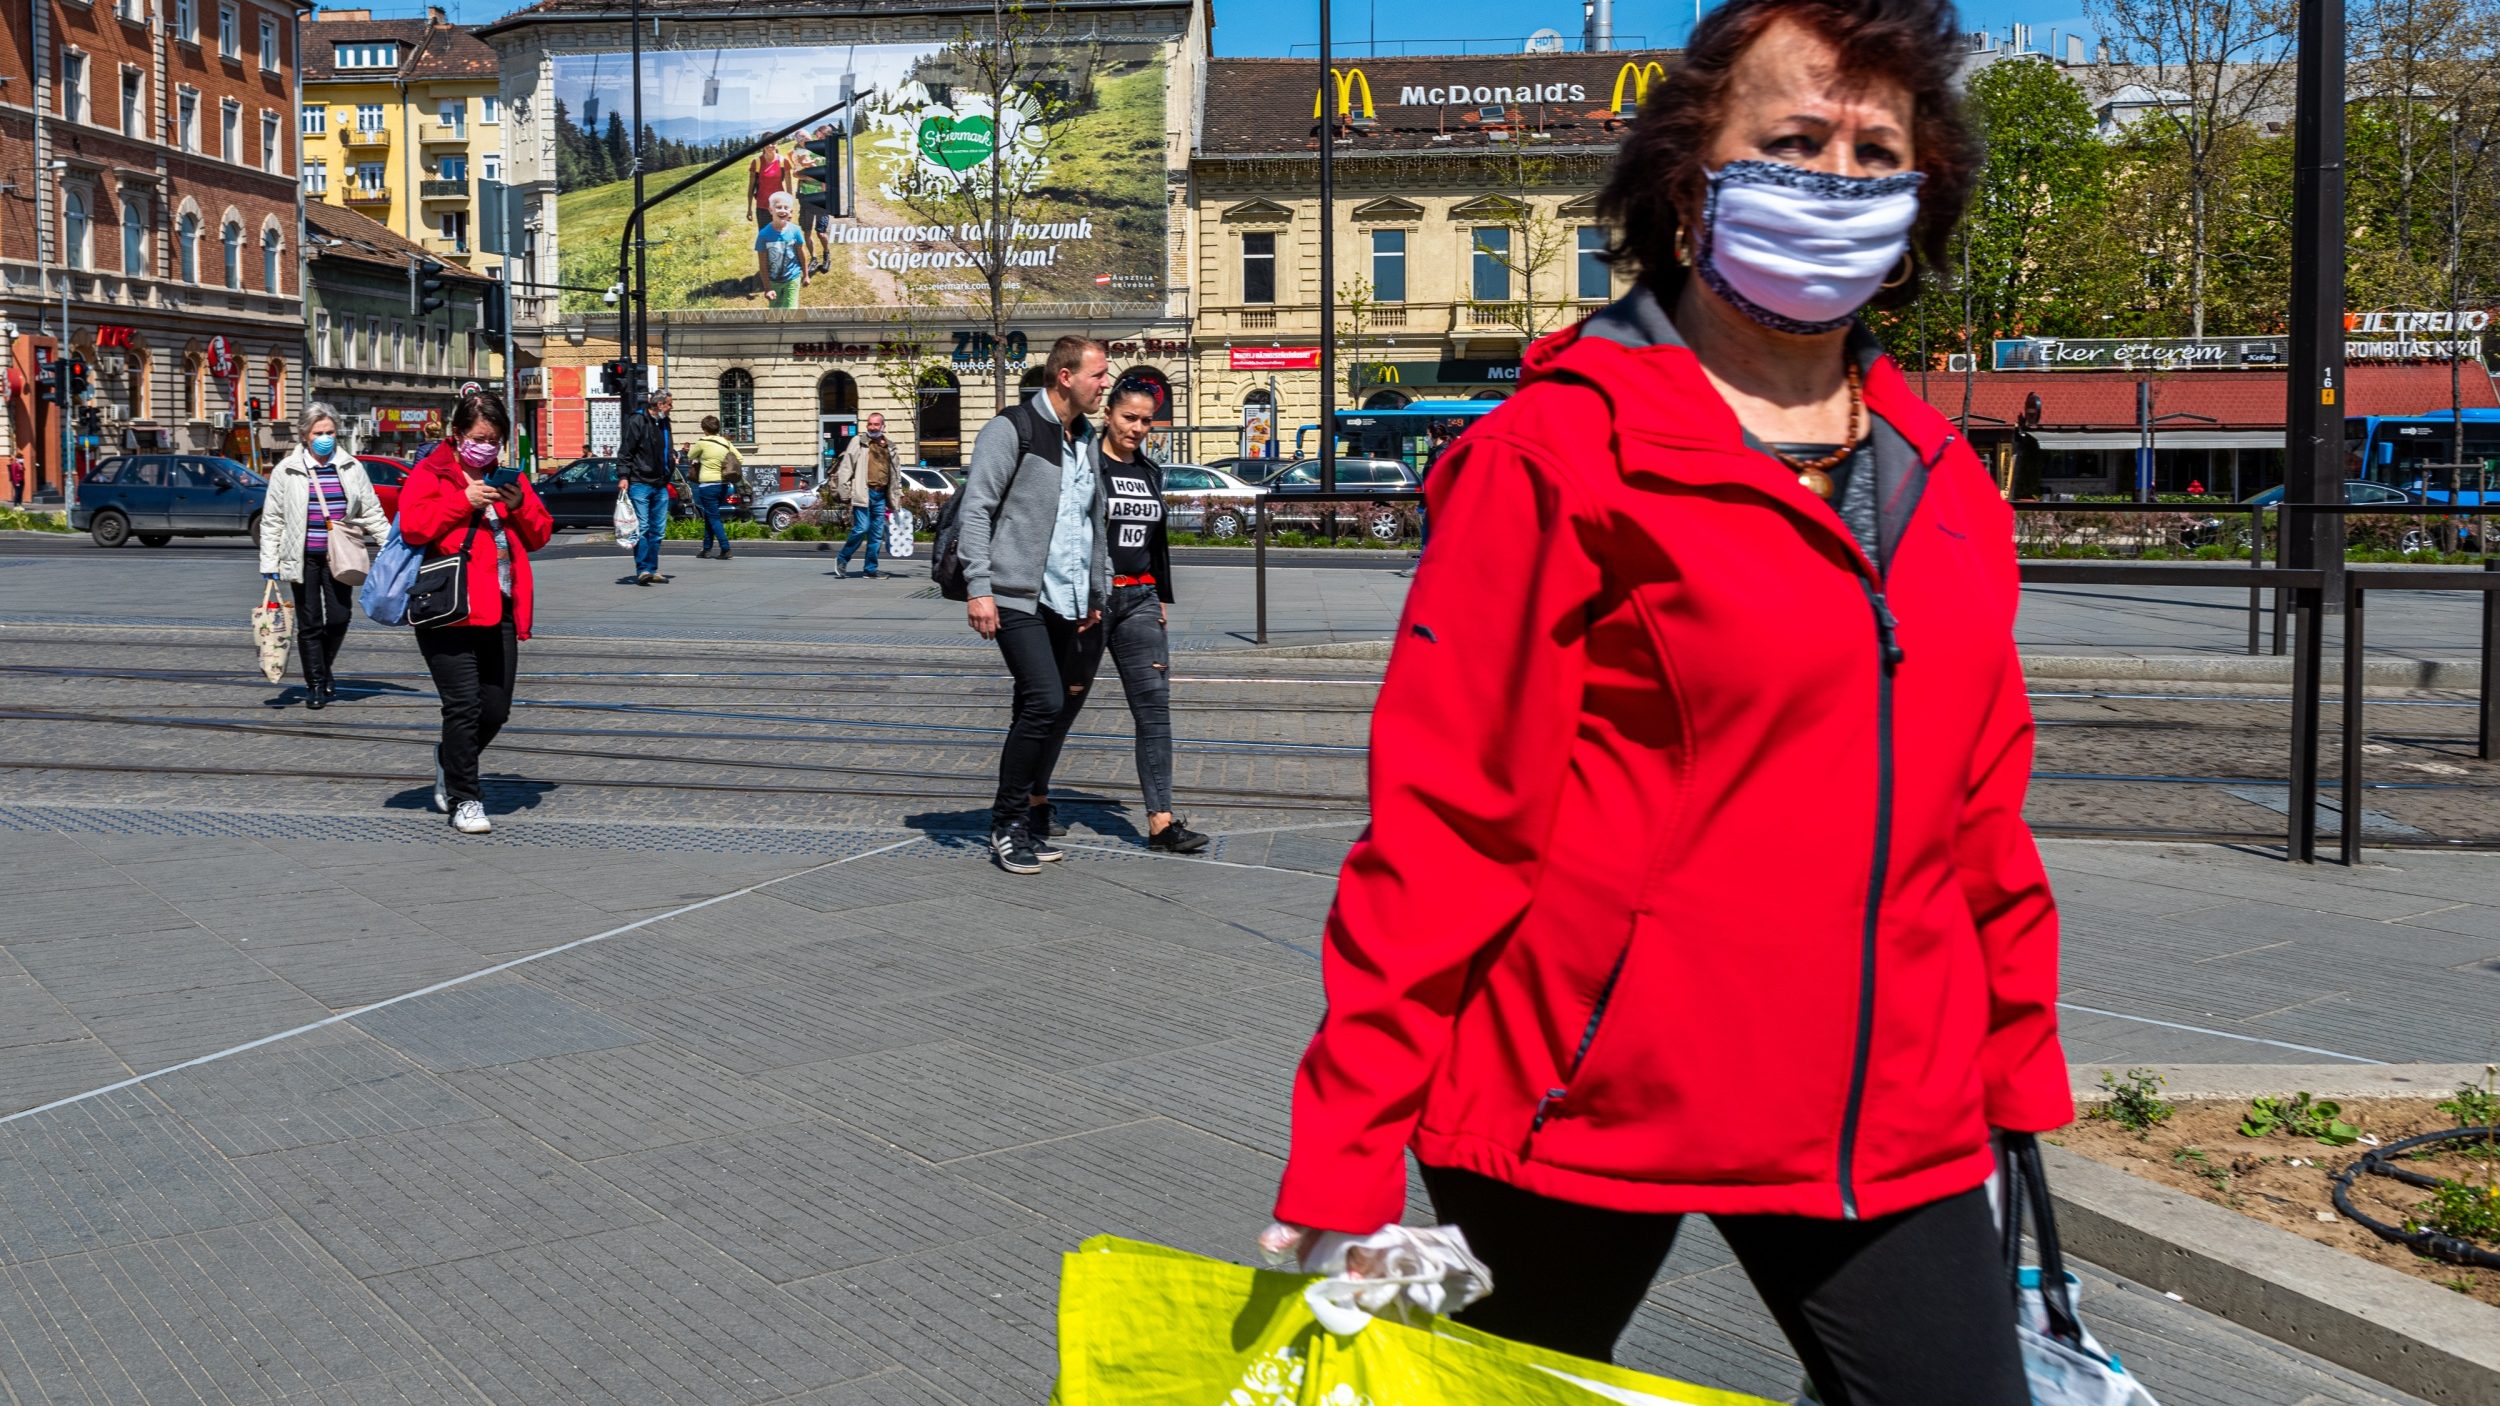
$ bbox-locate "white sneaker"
[432,752,449,814]
[450,801,491,835]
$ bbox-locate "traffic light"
[411,258,448,317]
[77,406,102,437]
[796,129,844,221]
[482,280,509,340]
[598,358,632,398]
[246,396,265,422]
[62,357,90,406]
[35,361,61,407]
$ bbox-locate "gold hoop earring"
[1673,228,1694,268]
[1880,252,1914,289]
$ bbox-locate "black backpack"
[931,402,1057,602]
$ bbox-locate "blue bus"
[2348,409,2500,504]
[1292,398,1503,469]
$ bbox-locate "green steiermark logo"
[915,114,998,171]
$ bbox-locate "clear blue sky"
[399,0,2097,63]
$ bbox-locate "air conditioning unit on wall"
[211,410,235,429]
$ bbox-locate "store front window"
[718,368,755,443]
[916,368,962,467]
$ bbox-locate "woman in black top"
[1070,377,1207,854]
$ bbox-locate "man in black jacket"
[618,391,675,585]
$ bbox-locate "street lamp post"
[52,160,76,517]
[1317,0,1336,504]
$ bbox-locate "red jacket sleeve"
[509,479,554,552]
[1274,438,1600,1233]
[1957,646,2073,1132]
[397,463,471,549]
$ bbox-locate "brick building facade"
[4,0,308,498]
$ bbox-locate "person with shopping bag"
[1267,1,2072,1400]
[686,415,744,561]
[829,411,896,579]
[398,393,553,835]
[258,403,389,709]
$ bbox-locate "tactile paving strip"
[0,803,915,859]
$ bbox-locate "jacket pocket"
[1526,912,1640,1143]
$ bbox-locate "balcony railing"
[424,122,467,143]
[344,186,390,205]
[344,127,389,147]
[420,178,469,200]
[1237,309,1278,330]
[1463,301,1526,329]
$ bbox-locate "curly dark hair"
[1596,0,1975,311]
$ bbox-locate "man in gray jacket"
[957,335,1113,874]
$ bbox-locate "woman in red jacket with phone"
[1268,1,2069,1400]
[398,393,553,835]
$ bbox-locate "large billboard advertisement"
[551,40,1166,314]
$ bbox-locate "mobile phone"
[484,465,523,488]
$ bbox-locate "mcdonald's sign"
[1610,61,1666,115]
[1315,67,1377,120]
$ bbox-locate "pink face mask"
[455,438,499,470]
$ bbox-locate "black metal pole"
[2288,571,2323,863]
[1255,498,1269,645]
[2480,558,2497,761]
[2283,0,2347,612]
[1317,0,1336,504]
[2340,581,2365,865]
[630,0,650,390]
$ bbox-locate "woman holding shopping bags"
[258,403,389,709]
[398,393,552,835]
[1267,1,2070,1401]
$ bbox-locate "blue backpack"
[358,521,423,625]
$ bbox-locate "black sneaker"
[1026,800,1068,838]
[990,823,1041,876]
[1027,825,1065,863]
[1148,820,1211,855]
[697,547,715,560]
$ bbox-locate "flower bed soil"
[2052,1098,2500,1308]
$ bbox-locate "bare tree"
[868,289,954,468]
[868,0,1080,413]
[1335,276,1389,402]
[2086,0,2294,336]
[1461,151,1588,341]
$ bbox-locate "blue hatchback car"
[72,454,268,548]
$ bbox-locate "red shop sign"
[1229,347,1322,371]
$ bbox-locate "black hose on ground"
[2329,1126,2500,1270]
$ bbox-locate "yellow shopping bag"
[1055,1236,1778,1406]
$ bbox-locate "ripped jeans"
[991,604,1095,831]
[1071,584,1174,814]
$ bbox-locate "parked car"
[533,457,732,529]
[1158,463,1266,540]
[2183,480,2419,548]
[357,455,410,520]
[1263,457,1420,541]
[755,465,959,533]
[1213,455,1294,486]
[74,454,268,547]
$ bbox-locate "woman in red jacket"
[398,394,553,835]
[1268,0,2069,1399]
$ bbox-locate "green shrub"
[783,523,823,541]
[2089,1069,2174,1136]
[0,507,72,533]
[2240,1092,2360,1146]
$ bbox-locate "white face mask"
[1696,161,1925,334]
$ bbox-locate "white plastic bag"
[2003,1138,2160,1406]
[613,490,640,548]
[885,508,916,558]
[1257,1222,1493,1335]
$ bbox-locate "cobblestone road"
[2,543,2494,1405]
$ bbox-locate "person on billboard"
[747,138,794,228]
[796,125,837,275]
[755,191,809,309]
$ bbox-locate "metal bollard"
[2287,584,2324,863]
[2340,582,2366,867]
[2481,558,2497,762]
[1254,497,1268,647]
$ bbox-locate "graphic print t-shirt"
[1104,456,1163,578]
[756,223,805,284]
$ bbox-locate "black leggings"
[292,549,354,690]
[1420,1165,2026,1406]
[417,617,518,806]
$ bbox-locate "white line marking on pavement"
[0,834,924,1128]
[2054,1003,2385,1064]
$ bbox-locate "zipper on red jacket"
[1836,577,1904,1219]
[1530,938,1635,1134]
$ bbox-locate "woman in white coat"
[259,403,389,709]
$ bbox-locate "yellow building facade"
[1187,52,1668,461]
[301,9,504,276]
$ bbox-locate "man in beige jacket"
[829,411,896,578]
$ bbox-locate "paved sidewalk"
[3,808,2487,1405]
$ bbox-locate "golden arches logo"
[1611,61,1666,114]
[1315,67,1377,120]
[1371,362,1401,384]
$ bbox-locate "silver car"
[1158,463,1267,539]
[756,466,960,533]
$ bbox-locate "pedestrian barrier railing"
[1249,491,1425,647]
[2337,560,2500,865]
